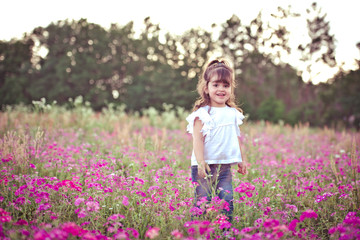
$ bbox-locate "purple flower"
[263,218,279,228]
[14,219,28,226]
[300,209,318,221]
[288,219,299,231]
[74,198,85,206]
[38,203,52,212]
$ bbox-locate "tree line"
[0,3,359,129]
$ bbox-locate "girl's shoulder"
[186,106,211,123]
[223,107,245,126]
[186,106,213,134]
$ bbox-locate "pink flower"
[33,229,50,240]
[126,228,139,238]
[145,227,160,239]
[288,219,299,231]
[122,196,129,206]
[234,182,255,193]
[14,219,28,225]
[74,198,85,206]
[29,163,36,169]
[171,229,183,239]
[56,180,82,192]
[300,209,318,221]
[263,219,279,228]
[85,201,99,212]
[245,192,253,198]
[108,214,125,221]
[61,222,85,236]
[136,191,146,197]
[187,227,196,236]
[15,197,26,205]
[0,215,11,223]
[38,203,52,212]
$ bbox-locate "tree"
[29,19,112,109]
[0,38,34,106]
[298,2,337,82]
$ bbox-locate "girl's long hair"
[192,58,243,113]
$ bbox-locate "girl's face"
[205,74,231,107]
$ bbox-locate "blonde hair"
[192,58,243,112]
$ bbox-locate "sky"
[1,0,359,83]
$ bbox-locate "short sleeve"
[235,109,245,136]
[186,108,214,139]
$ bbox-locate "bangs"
[209,68,232,85]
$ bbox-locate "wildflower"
[38,203,52,212]
[285,204,298,213]
[262,197,270,204]
[86,201,100,212]
[299,209,318,221]
[232,228,240,235]
[48,228,69,240]
[263,218,279,228]
[20,229,30,236]
[171,229,183,239]
[190,207,203,216]
[126,228,139,238]
[113,230,129,239]
[169,202,175,211]
[288,219,299,231]
[108,214,126,221]
[234,182,255,193]
[33,229,50,240]
[0,215,11,223]
[29,163,36,169]
[145,227,160,239]
[136,191,146,197]
[122,196,129,206]
[74,198,85,206]
[240,227,253,234]
[254,218,263,228]
[56,180,82,192]
[15,197,26,205]
[14,219,28,226]
[187,227,196,236]
[1,155,12,163]
[61,222,85,236]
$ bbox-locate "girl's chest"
[210,111,236,127]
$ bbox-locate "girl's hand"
[237,162,248,175]
[198,162,211,179]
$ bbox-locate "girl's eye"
[224,85,229,88]
[213,84,218,87]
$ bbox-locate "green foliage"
[0,38,34,105]
[257,96,285,123]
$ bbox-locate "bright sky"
[1,0,359,83]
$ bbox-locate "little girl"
[186,58,248,222]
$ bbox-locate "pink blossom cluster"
[329,212,360,240]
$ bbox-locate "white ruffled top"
[186,105,245,166]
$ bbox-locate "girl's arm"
[193,118,211,178]
[237,136,248,175]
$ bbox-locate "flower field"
[0,104,359,240]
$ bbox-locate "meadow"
[0,100,359,240]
